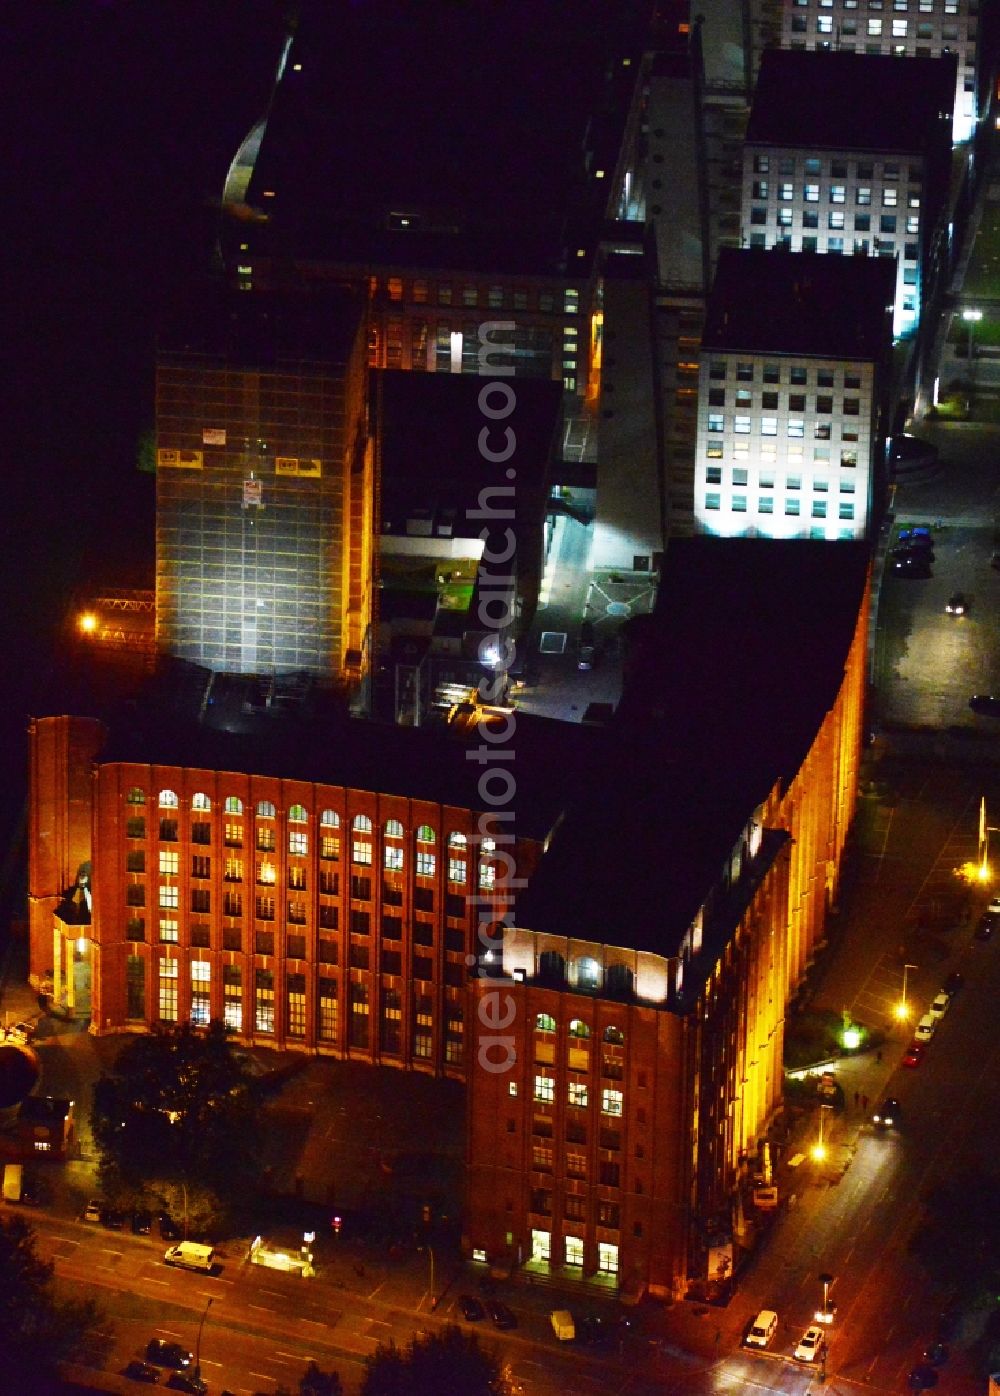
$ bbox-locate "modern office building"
[741,49,956,339]
[466,540,870,1297]
[779,0,980,144]
[693,248,896,539]
[155,290,374,692]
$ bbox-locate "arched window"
[352,814,372,833]
[416,824,435,843]
[256,800,276,819]
[448,831,467,848]
[606,964,634,1000]
[159,789,178,809]
[224,796,243,815]
[126,787,145,805]
[320,809,340,828]
[481,835,496,854]
[535,1013,556,1033]
[385,819,404,838]
[603,1026,625,1046]
[538,951,566,986]
[191,792,211,811]
[571,957,602,992]
[568,1019,591,1039]
[288,804,308,824]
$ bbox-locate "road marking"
[250,1372,274,1381]
[201,1359,222,1367]
[277,1351,312,1360]
[262,1288,284,1296]
[249,1303,275,1312]
[156,1329,184,1339]
[301,1318,327,1327]
[266,1355,295,1366]
[144,1277,168,1286]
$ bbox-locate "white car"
[745,1309,778,1348]
[928,992,950,1021]
[988,896,1000,915]
[83,1199,102,1223]
[794,1325,826,1363]
[914,1013,937,1043]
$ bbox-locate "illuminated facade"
[779,0,980,145]
[740,49,956,339]
[466,540,870,1295]
[155,291,373,688]
[694,249,895,540]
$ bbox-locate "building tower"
[155,289,373,692]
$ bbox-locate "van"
[550,1309,575,1342]
[2,1164,22,1203]
[164,1241,215,1273]
[745,1309,778,1348]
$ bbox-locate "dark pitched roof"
[701,249,895,360]
[516,539,869,955]
[746,49,956,154]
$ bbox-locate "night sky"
[0,1,286,861]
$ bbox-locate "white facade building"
[780,0,980,144]
[741,50,955,338]
[694,249,895,540]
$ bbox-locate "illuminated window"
[385,845,404,871]
[448,857,466,884]
[191,961,211,1026]
[568,1081,589,1108]
[159,850,179,876]
[159,884,178,910]
[288,804,308,824]
[707,413,724,433]
[289,830,308,857]
[224,796,243,815]
[159,919,178,943]
[602,1088,624,1116]
[535,1013,556,1033]
[533,1075,555,1103]
[191,792,211,811]
[417,850,436,877]
[255,969,275,1033]
[126,787,145,805]
[321,835,340,861]
[159,789,178,809]
[320,809,340,827]
[159,958,178,1022]
[256,800,275,818]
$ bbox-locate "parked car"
[794,1325,826,1363]
[928,992,951,1021]
[894,556,932,578]
[908,1364,939,1389]
[458,1294,484,1322]
[974,913,996,941]
[872,1097,901,1129]
[145,1339,192,1370]
[158,1213,182,1241]
[988,896,1000,915]
[945,593,967,615]
[165,1376,207,1395]
[131,1210,153,1235]
[898,526,933,542]
[83,1198,102,1223]
[101,1207,126,1230]
[123,1360,161,1384]
[942,970,964,996]
[969,694,1000,717]
[487,1300,517,1330]
[5,1022,35,1045]
[576,1315,610,1346]
[745,1309,778,1349]
[903,1042,925,1068]
[923,1342,949,1365]
[914,1013,937,1043]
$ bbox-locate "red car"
[902,1041,925,1068]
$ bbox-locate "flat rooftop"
[158,284,365,368]
[517,539,870,956]
[701,248,896,361]
[236,0,651,275]
[746,49,956,154]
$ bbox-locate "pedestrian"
[861,1093,869,1112]
[854,1091,860,1110]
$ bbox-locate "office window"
[759,497,774,514]
[734,417,751,434]
[843,398,860,415]
[750,207,767,226]
[732,495,747,512]
[159,918,178,943]
[817,14,833,30]
[708,388,726,407]
[289,830,308,857]
[883,188,898,207]
[255,970,275,1033]
[828,237,844,253]
[868,17,882,33]
[788,419,804,438]
[159,849,179,876]
[705,493,721,511]
[777,208,793,227]
[817,395,833,414]
[318,979,338,1041]
[736,363,753,381]
[785,499,801,515]
[812,500,827,518]
[752,180,768,199]
[778,182,793,201]
[190,961,211,1026]
[829,211,845,229]
[753,154,769,173]
[802,236,818,252]
[568,1081,589,1108]
[534,1074,555,1104]
[830,185,846,204]
[804,183,819,203]
[159,884,178,910]
[287,974,306,1037]
[158,958,178,1022]
[839,502,855,520]
[602,1088,624,1117]
[906,216,919,235]
[856,187,872,206]
[855,213,871,232]
[707,413,724,433]
[761,418,778,436]
[706,466,722,484]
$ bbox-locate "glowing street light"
[78,612,98,635]
[963,307,982,393]
[811,1103,832,1162]
[895,963,918,1022]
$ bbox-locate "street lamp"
[420,1243,436,1310]
[895,963,918,1022]
[962,308,982,397]
[194,1295,213,1379]
[811,1103,832,1162]
[815,1271,837,1325]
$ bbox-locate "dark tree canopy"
[91,1020,263,1221]
[0,1215,108,1392]
[361,1325,513,1396]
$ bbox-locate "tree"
[91,1021,264,1228]
[300,1360,344,1395]
[0,1214,109,1392]
[361,1326,513,1396]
